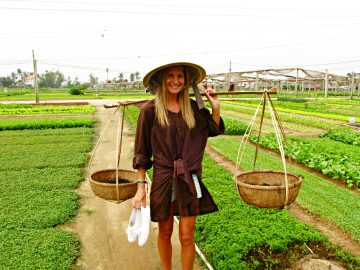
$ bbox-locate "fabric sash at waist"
[153,159,197,204]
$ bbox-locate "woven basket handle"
[252,93,267,170]
[235,91,291,207]
[264,92,291,206]
[115,105,126,201]
[88,104,121,173]
[87,103,126,202]
[235,94,264,174]
[267,94,292,168]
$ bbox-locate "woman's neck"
[167,94,180,113]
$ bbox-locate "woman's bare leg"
[157,204,174,270]
[179,216,197,270]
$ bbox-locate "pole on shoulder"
[189,88,278,97]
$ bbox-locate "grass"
[0,142,91,171]
[122,99,360,269]
[221,102,344,130]
[125,105,142,132]
[221,109,323,134]
[0,229,79,270]
[208,137,360,242]
[0,128,93,146]
[0,104,95,115]
[247,134,360,188]
[276,99,360,117]
[0,126,93,269]
[320,126,360,146]
[0,189,79,229]
[1,94,358,268]
[0,167,85,190]
[195,154,360,270]
[223,98,360,119]
[0,87,148,101]
[0,117,94,131]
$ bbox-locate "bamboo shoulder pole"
[189,89,278,97]
[104,99,148,108]
[104,89,278,109]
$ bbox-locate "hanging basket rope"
[88,102,140,203]
[233,91,302,209]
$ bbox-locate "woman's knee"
[158,219,174,241]
[159,227,173,241]
[178,216,196,246]
[179,231,194,246]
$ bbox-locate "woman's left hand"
[204,88,221,126]
[204,88,220,112]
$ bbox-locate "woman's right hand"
[131,186,146,209]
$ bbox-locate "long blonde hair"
[154,66,195,129]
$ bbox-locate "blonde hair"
[154,66,195,129]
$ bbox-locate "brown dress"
[133,99,225,222]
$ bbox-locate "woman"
[132,62,224,270]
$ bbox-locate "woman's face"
[165,66,185,96]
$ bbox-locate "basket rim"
[233,170,302,190]
[90,168,138,187]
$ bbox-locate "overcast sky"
[1,0,360,82]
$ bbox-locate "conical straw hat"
[143,62,206,93]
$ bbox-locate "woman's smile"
[165,66,185,95]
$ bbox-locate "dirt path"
[63,102,203,270]
[205,145,360,258]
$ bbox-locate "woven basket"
[90,169,138,201]
[234,170,302,208]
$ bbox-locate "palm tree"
[134,71,140,81]
[11,72,16,85]
[89,73,98,87]
[16,68,23,83]
[118,72,124,82]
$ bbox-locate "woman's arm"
[132,102,154,208]
[132,166,147,208]
[204,88,220,127]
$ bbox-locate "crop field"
[0,87,148,101]
[0,95,359,269]
[0,104,94,269]
[124,97,360,269]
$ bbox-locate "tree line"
[0,69,141,88]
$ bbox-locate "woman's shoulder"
[138,99,156,120]
[140,99,155,111]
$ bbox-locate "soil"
[291,256,346,270]
[61,101,203,270]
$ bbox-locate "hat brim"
[143,62,206,92]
